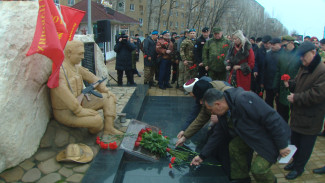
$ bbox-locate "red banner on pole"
[60,5,85,41]
[26,0,64,88]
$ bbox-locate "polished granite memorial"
[82,87,229,183]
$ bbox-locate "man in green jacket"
[273,35,300,122]
[202,27,231,81]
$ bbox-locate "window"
[170,21,173,27]
[181,13,184,18]
[181,3,184,8]
[175,12,178,17]
[163,9,167,15]
[53,0,60,4]
[68,0,74,6]
[175,22,178,27]
[139,5,143,11]
[175,1,178,8]
[163,21,167,27]
[181,22,184,28]
[139,18,143,26]
[130,4,135,11]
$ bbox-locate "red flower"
[164,42,168,45]
[100,141,106,149]
[146,128,152,132]
[164,136,168,139]
[134,141,140,147]
[171,157,176,164]
[144,55,148,58]
[109,141,118,150]
[138,129,146,137]
[221,53,225,57]
[136,136,142,142]
[258,92,263,97]
[217,56,220,59]
[281,74,291,81]
[222,44,229,48]
[96,136,100,140]
[166,147,170,152]
[96,139,101,145]
[169,163,173,168]
[102,143,108,149]
[158,130,162,135]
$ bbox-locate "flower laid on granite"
[108,142,118,150]
[134,128,170,157]
[169,163,173,168]
[281,74,290,81]
[166,146,221,168]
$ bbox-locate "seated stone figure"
[51,40,123,135]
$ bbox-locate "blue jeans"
[158,59,172,87]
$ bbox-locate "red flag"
[47,0,69,48]
[60,5,85,42]
[26,0,64,88]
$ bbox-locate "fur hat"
[192,80,213,103]
[262,35,272,43]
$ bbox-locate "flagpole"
[88,0,93,34]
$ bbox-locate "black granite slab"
[122,84,149,119]
[83,93,229,183]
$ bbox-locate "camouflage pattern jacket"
[180,38,196,63]
[183,81,232,139]
[202,36,231,72]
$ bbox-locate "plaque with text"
[81,42,96,75]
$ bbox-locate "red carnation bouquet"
[96,133,134,150]
[134,128,169,157]
[134,128,221,169]
[189,64,197,70]
[281,74,290,81]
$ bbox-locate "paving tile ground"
[1,54,325,182]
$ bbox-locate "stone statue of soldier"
[50,40,123,135]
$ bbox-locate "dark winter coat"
[194,35,208,64]
[253,45,267,85]
[273,48,301,106]
[143,36,157,67]
[200,88,291,163]
[114,41,136,71]
[225,40,255,91]
[289,53,325,135]
[261,49,282,90]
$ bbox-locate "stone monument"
[0,1,112,173]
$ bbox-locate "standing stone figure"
[50,40,123,135]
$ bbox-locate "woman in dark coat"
[284,42,325,180]
[225,30,255,91]
[114,32,136,86]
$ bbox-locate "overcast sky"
[256,0,325,39]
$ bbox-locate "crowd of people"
[113,28,325,183]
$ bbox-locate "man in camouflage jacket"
[180,29,197,85]
[202,27,231,81]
